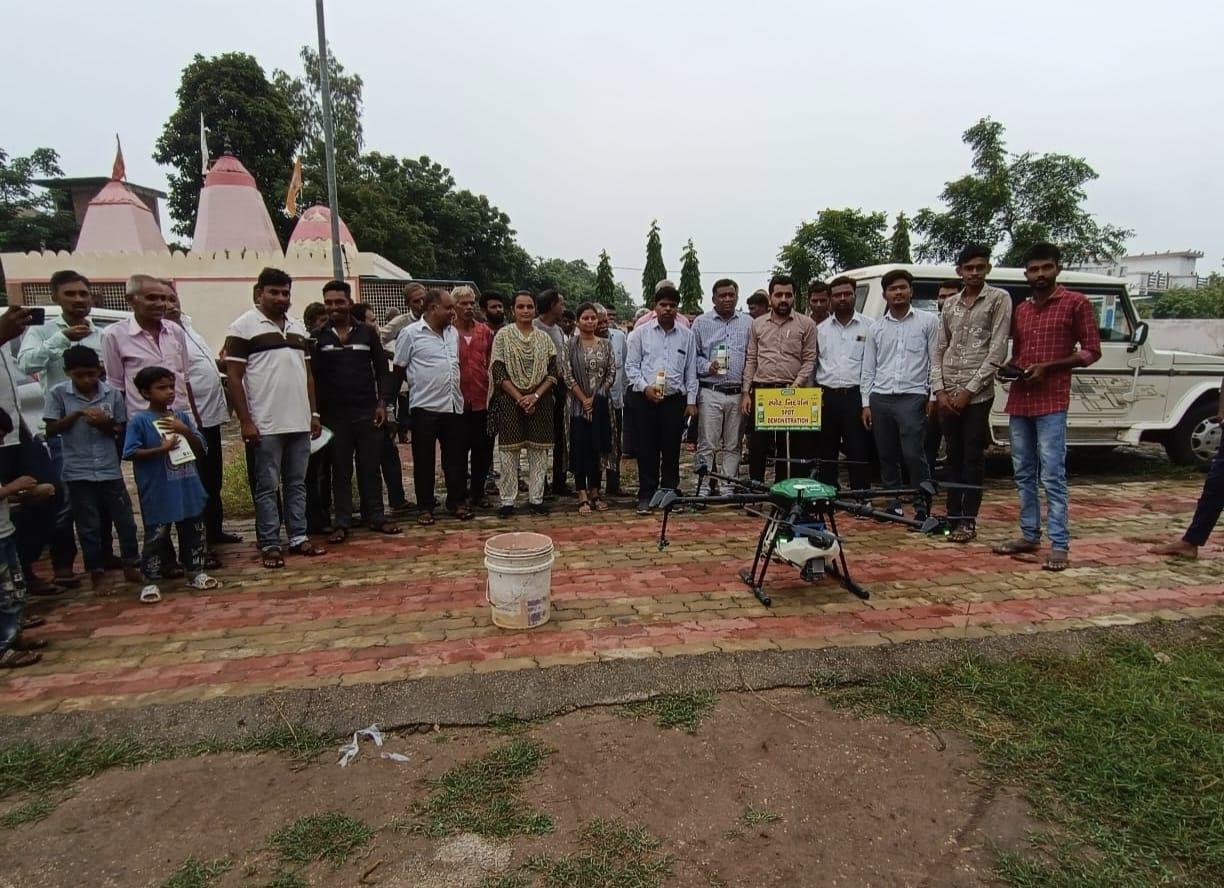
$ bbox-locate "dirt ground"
[0,689,1034,888]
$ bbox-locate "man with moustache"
[807,280,831,326]
[740,275,818,484]
[693,278,751,492]
[813,276,874,493]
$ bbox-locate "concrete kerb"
[0,617,1217,747]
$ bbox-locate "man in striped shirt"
[692,279,752,492]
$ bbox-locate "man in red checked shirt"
[992,243,1101,572]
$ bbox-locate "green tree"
[642,219,667,305]
[678,238,702,315]
[1150,278,1224,319]
[889,212,913,263]
[775,208,888,294]
[0,147,76,289]
[154,53,303,239]
[914,118,1133,266]
[273,45,364,204]
[340,152,529,290]
[595,250,635,319]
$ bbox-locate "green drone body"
[769,478,837,503]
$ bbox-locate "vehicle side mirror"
[1128,322,1149,353]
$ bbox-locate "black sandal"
[369,521,402,535]
[262,547,285,569]
[329,528,350,544]
[288,541,327,557]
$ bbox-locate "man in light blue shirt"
[861,269,939,517]
[624,281,697,513]
[17,270,104,586]
[387,289,469,523]
[691,278,752,490]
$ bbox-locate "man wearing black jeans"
[453,286,495,509]
[386,289,470,524]
[932,247,1012,542]
[625,282,698,514]
[1153,378,1224,559]
[534,289,570,496]
[313,281,400,541]
[814,277,874,492]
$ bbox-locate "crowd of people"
[2,242,1223,670]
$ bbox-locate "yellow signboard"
[754,387,822,431]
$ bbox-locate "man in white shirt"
[165,286,240,547]
[815,276,874,492]
[386,289,468,525]
[224,268,325,567]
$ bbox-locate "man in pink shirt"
[101,275,198,418]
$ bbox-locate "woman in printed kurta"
[488,293,559,516]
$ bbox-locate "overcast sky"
[7,0,1223,301]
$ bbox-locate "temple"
[1,144,414,348]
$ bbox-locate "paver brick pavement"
[2,478,1221,715]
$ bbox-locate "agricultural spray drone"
[650,461,976,606]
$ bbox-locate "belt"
[822,385,860,394]
[749,381,793,391]
[699,381,742,395]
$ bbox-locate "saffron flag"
[200,113,209,177]
[111,135,125,181]
[284,155,303,217]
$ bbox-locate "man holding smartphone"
[18,270,108,588]
[992,243,1100,572]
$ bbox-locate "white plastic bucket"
[484,532,555,629]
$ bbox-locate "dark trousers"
[818,387,872,492]
[142,516,204,581]
[635,393,686,501]
[410,408,466,512]
[45,436,78,576]
[305,445,333,532]
[924,412,943,475]
[0,427,68,578]
[1185,435,1224,546]
[746,386,813,484]
[622,394,640,460]
[940,399,992,521]
[68,480,139,573]
[329,417,384,528]
[199,425,225,541]
[460,407,493,505]
[381,427,407,508]
[551,392,568,490]
[869,393,930,493]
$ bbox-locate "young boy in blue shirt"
[122,366,221,603]
[44,345,142,592]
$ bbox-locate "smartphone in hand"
[26,307,46,325]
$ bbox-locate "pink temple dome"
[289,204,357,249]
[191,153,282,254]
[75,179,167,253]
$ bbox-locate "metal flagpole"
[315,0,344,281]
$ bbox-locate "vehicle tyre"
[1165,400,1221,470]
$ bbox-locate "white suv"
[10,306,132,433]
[844,264,1224,469]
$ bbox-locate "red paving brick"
[1,479,1221,714]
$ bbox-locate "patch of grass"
[268,811,373,866]
[489,713,534,736]
[258,870,307,888]
[523,818,674,888]
[622,691,716,734]
[409,738,554,838]
[818,628,1224,885]
[219,450,255,518]
[160,856,233,888]
[0,796,55,829]
[0,725,332,800]
[478,876,531,888]
[740,804,782,827]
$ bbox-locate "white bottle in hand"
[654,368,667,397]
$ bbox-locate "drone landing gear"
[825,510,869,601]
